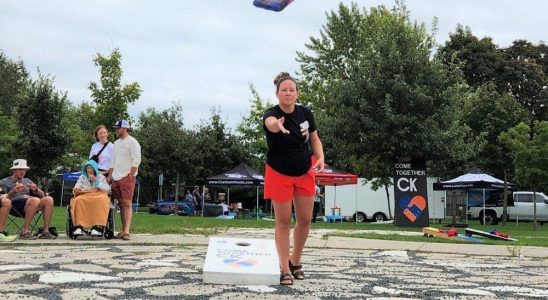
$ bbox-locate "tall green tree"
[236,84,273,172]
[194,108,247,180]
[16,75,71,190]
[135,104,191,199]
[0,51,29,116]
[437,25,504,88]
[89,49,141,128]
[498,40,548,123]
[463,84,528,178]
[499,121,548,229]
[297,2,480,185]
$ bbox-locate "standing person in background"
[89,125,114,176]
[312,185,322,223]
[263,72,325,285]
[192,186,202,216]
[108,120,141,241]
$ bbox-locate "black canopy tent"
[433,167,515,224]
[204,163,264,219]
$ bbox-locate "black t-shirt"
[263,104,317,176]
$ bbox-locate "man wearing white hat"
[0,159,56,239]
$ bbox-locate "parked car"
[149,200,195,216]
[468,191,548,225]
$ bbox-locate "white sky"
[1,0,546,129]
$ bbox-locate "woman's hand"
[312,156,325,173]
[276,117,290,134]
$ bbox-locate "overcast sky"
[1,1,546,129]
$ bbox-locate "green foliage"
[89,49,141,127]
[193,108,248,180]
[463,84,528,178]
[236,84,273,172]
[298,2,479,183]
[0,51,29,116]
[497,40,548,122]
[437,25,504,87]
[135,104,191,186]
[16,74,71,187]
[499,121,548,192]
[0,115,21,178]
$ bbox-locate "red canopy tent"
[315,165,358,186]
[315,165,359,222]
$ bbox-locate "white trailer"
[324,177,446,222]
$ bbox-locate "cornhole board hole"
[465,228,518,241]
[203,237,280,285]
[422,227,461,241]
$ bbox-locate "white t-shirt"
[314,185,321,203]
[111,135,142,181]
[89,141,114,171]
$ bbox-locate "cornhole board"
[465,228,518,241]
[422,227,460,241]
[457,234,483,243]
[203,237,279,285]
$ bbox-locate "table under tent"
[204,163,264,219]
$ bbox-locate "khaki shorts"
[112,176,136,204]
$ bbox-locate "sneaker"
[19,232,37,240]
[39,231,56,239]
[73,228,83,236]
[0,231,17,242]
[90,229,102,237]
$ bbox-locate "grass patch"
[43,207,548,247]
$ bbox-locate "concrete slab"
[60,288,124,300]
[94,278,179,288]
[60,264,113,273]
[0,265,42,271]
[143,284,225,297]
[39,271,122,284]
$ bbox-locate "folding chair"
[5,206,43,236]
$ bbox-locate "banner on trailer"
[393,159,430,227]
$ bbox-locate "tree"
[497,40,548,123]
[0,115,21,178]
[89,49,141,128]
[437,25,504,88]
[16,75,71,191]
[499,121,548,229]
[297,2,480,186]
[0,51,29,116]
[236,84,273,172]
[463,83,528,178]
[135,104,194,210]
[193,108,248,180]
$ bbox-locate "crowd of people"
[0,119,141,242]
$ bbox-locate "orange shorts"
[264,164,315,202]
[111,176,136,204]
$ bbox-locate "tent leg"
[60,179,65,208]
[256,186,259,220]
[482,189,485,225]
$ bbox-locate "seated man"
[70,160,111,236]
[0,194,17,242]
[0,159,55,239]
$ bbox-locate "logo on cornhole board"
[223,258,258,268]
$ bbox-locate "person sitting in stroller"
[70,160,111,237]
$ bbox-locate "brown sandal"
[289,260,304,280]
[280,273,293,285]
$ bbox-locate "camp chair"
[5,206,43,236]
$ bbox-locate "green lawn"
[40,207,548,247]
